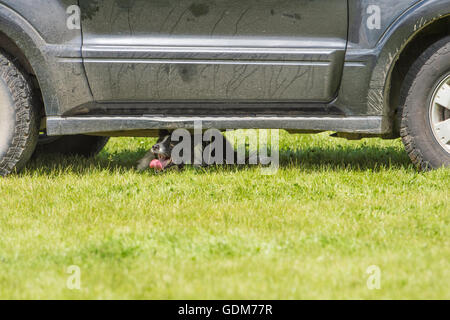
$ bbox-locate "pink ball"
[150,159,163,171]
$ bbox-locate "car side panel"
[80,0,347,104]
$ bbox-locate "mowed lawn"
[0,131,449,299]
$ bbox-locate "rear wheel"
[34,133,109,158]
[0,51,40,177]
[400,36,450,170]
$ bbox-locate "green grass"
[0,131,449,299]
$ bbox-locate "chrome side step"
[46,115,390,136]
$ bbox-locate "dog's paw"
[136,151,155,171]
[136,161,149,171]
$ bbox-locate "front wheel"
[0,51,40,177]
[400,36,450,170]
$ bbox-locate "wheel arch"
[367,0,450,131]
[0,6,48,117]
[0,3,93,120]
[389,16,450,135]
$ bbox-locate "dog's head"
[150,130,176,170]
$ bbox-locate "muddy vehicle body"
[0,0,449,175]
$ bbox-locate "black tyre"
[0,51,40,177]
[400,36,450,170]
[34,134,109,158]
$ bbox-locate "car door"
[79,0,347,110]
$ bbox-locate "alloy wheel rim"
[429,73,450,154]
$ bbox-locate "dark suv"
[0,0,449,175]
